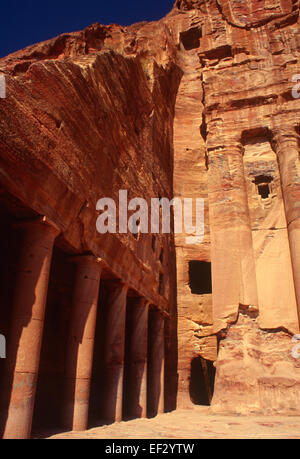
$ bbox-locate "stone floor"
[44,407,300,439]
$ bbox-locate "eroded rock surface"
[0,0,300,417]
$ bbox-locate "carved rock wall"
[170,0,300,412]
[0,0,300,415]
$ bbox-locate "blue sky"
[0,0,175,57]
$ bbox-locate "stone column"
[207,140,258,332]
[1,217,59,439]
[147,308,164,417]
[102,281,128,423]
[62,256,103,431]
[272,128,300,324]
[127,298,149,419]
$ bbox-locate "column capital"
[207,140,244,156]
[133,297,150,309]
[144,299,151,308]
[162,309,170,319]
[272,127,300,152]
[150,304,168,319]
[14,215,60,236]
[68,254,104,269]
[106,278,128,289]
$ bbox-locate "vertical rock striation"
[0,0,300,420]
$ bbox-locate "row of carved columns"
[207,125,300,329]
[0,218,165,438]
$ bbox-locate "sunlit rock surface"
[0,0,300,420]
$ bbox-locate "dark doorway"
[88,279,107,427]
[258,183,270,199]
[32,246,75,433]
[0,213,21,389]
[147,308,164,418]
[188,261,212,295]
[0,191,38,437]
[189,357,216,406]
[122,297,135,421]
[253,175,273,200]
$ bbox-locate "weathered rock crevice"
[0,1,300,431]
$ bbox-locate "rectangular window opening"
[188,261,212,295]
[258,183,270,199]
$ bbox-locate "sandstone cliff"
[0,0,300,415]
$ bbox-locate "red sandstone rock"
[0,0,300,439]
